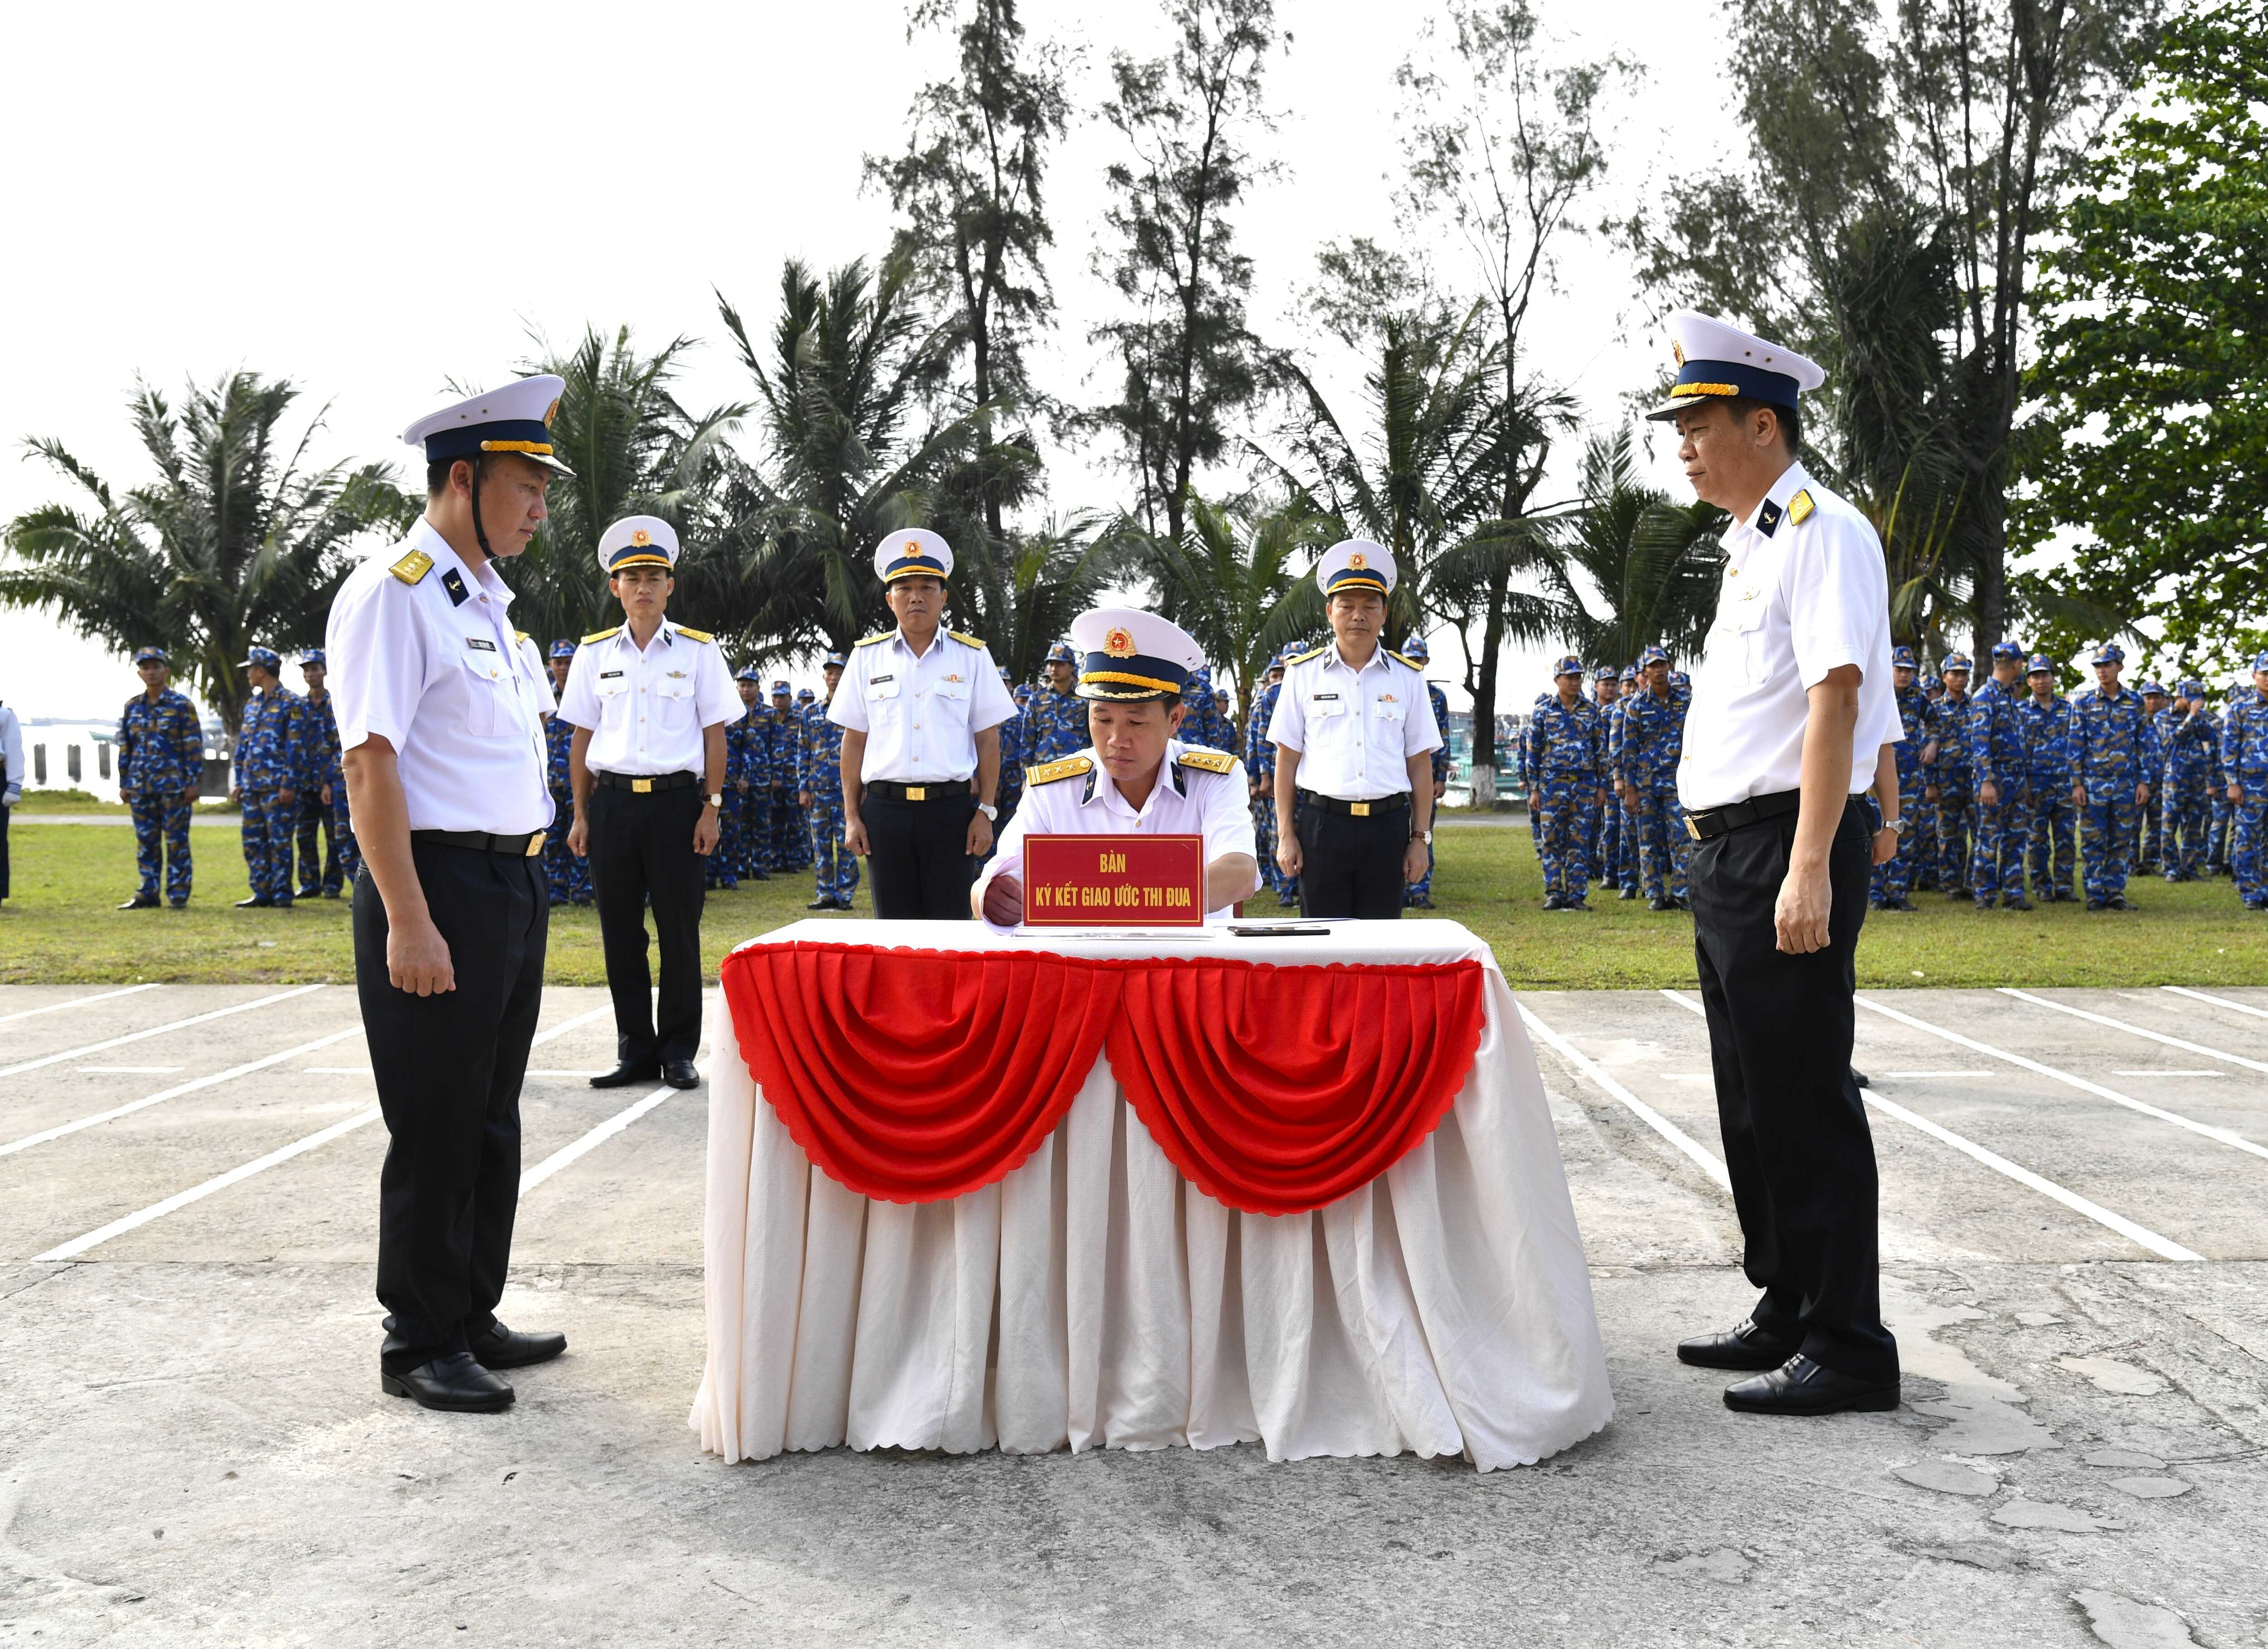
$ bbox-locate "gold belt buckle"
[1350,800,1370,817]
[906,785,927,801]
[526,831,546,857]
[632,777,652,793]
[1685,816,1703,841]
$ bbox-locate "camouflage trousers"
[238,790,296,903]
[772,788,808,870]
[2027,791,2077,897]
[2161,782,2213,880]
[2080,792,2141,901]
[1970,785,2032,903]
[294,790,346,897]
[1932,777,1976,891]
[708,791,743,890]
[1534,784,1599,901]
[1631,785,1689,901]
[130,792,193,903]
[808,796,859,905]
[2232,787,2268,906]
[545,788,591,902]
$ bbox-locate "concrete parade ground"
[1,980,2264,1648]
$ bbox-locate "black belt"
[866,779,971,803]
[595,770,697,793]
[1684,789,1863,841]
[1296,788,1410,818]
[410,828,546,857]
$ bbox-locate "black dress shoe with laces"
[118,892,160,910]
[1677,1317,1798,1371]
[381,1352,514,1413]
[663,1059,700,1090]
[1723,1353,1900,1416]
[590,1061,661,1089]
[807,898,836,910]
[469,1320,567,1370]
[235,895,274,908]
[2106,894,2137,911]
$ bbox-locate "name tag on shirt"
[871,674,895,686]
[599,670,624,680]
[466,637,497,652]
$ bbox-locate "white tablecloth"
[689,919,1612,1470]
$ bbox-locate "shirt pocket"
[458,645,520,739]
[654,673,697,730]
[931,676,973,724]
[1306,694,1352,744]
[1724,597,1774,687]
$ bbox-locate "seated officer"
[975,609,1258,924]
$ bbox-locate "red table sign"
[1021,833,1206,927]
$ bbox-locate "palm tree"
[1538,430,1727,666]
[1129,493,1325,722]
[949,514,1129,685]
[497,326,747,646]
[2,373,408,732]
[712,256,987,657]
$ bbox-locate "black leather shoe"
[1677,1317,1798,1371]
[807,897,836,910]
[663,1059,700,1090]
[1542,893,1565,911]
[748,868,771,881]
[1649,896,1674,912]
[2002,895,2034,910]
[1564,897,1591,911]
[1723,1353,1900,1416]
[1619,885,1639,900]
[235,895,273,908]
[469,1320,567,1370]
[2107,894,2136,911]
[589,1061,660,1089]
[118,892,160,910]
[1851,1067,1870,1088]
[380,1352,514,1413]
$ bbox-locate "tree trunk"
[1468,576,1509,806]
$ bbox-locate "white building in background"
[17,719,227,802]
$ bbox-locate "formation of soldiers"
[1516,646,1694,911]
[1875,642,2268,912]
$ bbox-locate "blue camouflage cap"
[1552,654,1585,678]
[770,680,791,695]
[550,638,578,660]
[1620,664,1639,681]
[1594,663,1615,680]
[998,665,1012,681]
[1638,643,1670,667]
[796,686,815,702]
[1044,641,1076,666]
[1891,644,1918,668]
[2140,680,2168,697]
[2091,642,2125,666]
[2251,650,2268,674]
[132,645,168,665]
[2026,654,2055,676]
[1942,652,1973,673]
[2177,677,2204,697]
[299,647,326,666]
[823,652,847,670]
[734,664,761,682]
[238,646,282,671]
[1989,640,2024,661]
[1401,634,1430,662]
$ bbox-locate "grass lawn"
[2,814,2260,988]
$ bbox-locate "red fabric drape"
[720,943,1489,1215]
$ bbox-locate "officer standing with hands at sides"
[832,529,1016,918]
[325,375,571,1414]
[1268,540,1441,919]
[117,646,204,910]
[559,516,741,1091]
[1651,313,1903,1416]
[976,609,1258,923]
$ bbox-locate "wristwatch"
[1884,814,1908,836]
[1413,828,1433,845]
[704,792,724,809]
[977,802,998,821]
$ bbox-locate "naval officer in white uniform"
[1651,311,1903,1417]
[976,609,1257,924]
[326,375,571,1415]
[557,516,741,1091]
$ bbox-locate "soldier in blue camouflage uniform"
[2137,681,2172,874]
[1528,656,1607,909]
[1397,635,1453,908]
[765,681,808,871]
[725,667,771,881]
[2209,681,2240,876]
[1246,652,1296,905]
[1866,645,1930,911]
[1608,664,1643,899]
[2071,642,2158,910]
[291,649,350,899]
[1026,641,1086,764]
[992,666,1026,839]
[543,640,593,904]
[1179,664,1237,753]
[1924,654,1978,899]
[1966,640,2034,910]
[797,655,859,909]
[1587,665,1624,890]
[1616,644,1690,911]
[2224,651,2268,910]
[229,646,309,908]
[2161,676,2219,882]
[116,645,202,909]
[2019,656,2078,900]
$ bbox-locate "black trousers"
[0,799,10,899]
[1689,796,1898,1382]
[354,839,547,1374]
[865,791,975,919]
[587,782,707,1065]
[1294,801,1408,919]
[295,789,343,895]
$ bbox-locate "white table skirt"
[689,920,1613,1471]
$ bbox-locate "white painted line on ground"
[2163,985,2268,1021]
[75,1066,185,1075]
[1855,994,2268,1164]
[2114,1070,2225,1078]
[1516,1002,1731,1190]
[518,1063,704,1197]
[1655,1072,1712,1083]
[34,1107,383,1262]
[0,1026,365,1159]
[302,1066,368,1075]
[0,984,160,1027]
[1655,990,2204,1262]
[0,985,326,1080]
[527,1005,613,1048]
[2001,987,2268,1076]
[1885,1070,1992,1080]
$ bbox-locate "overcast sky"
[0,0,1747,721]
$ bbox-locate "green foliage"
[1125,494,1324,720]
[946,515,1129,683]
[1538,430,1728,667]
[2,373,408,732]
[2020,0,2268,678]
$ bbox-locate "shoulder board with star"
[582,626,621,644]
[1285,644,1330,666]
[1384,648,1423,671]
[671,625,714,643]
[1176,748,1236,775]
[1788,489,1816,525]
[855,632,893,648]
[1028,754,1094,786]
[947,630,984,649]
[514,630,530,645]
[388,548,433,586]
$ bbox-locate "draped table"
[690,919,1612,1472]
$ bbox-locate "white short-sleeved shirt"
[978,741,1259,922]
[1266,642,1443,800]
[555,619,742,777]
[0,703,23,788]
[1678,464,1899,811]
[828,626,1016,783]
[324,520,553,833]
[515,633,548,711]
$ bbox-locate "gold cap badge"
[1103,627,1135,658]
[1673,342,1686,366]
[543,397,560,427]
[631,529,651,547]
[1348,552,1368,570]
